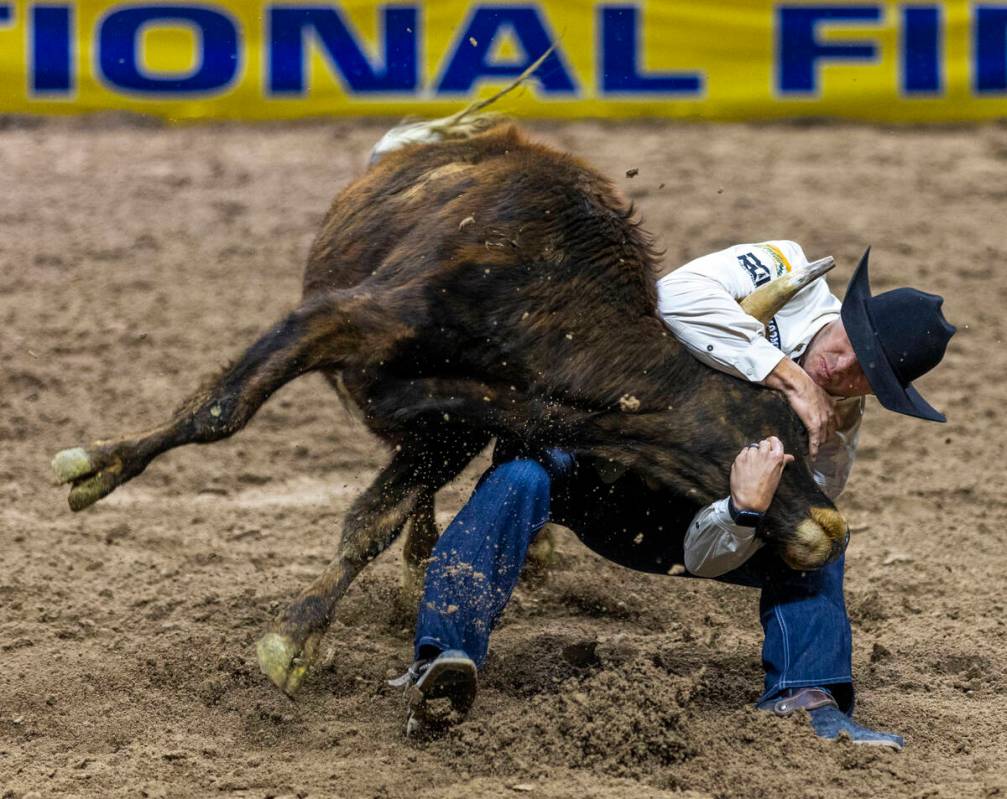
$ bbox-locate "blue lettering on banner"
[436,6,575,95]
[99,5,239,94]
[976,5,1007,93]
[11,1,1007,110]
[269,6,417,95]
[738,252,771,286]
[32,5,73,94]
[600,6,702,95]
[777,5,882,94]
[902,6,941,94]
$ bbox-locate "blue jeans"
[414,449,853,711]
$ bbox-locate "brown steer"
[52,118,847,695]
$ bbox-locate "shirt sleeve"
[656,248,787,382]
[683,497,765,577]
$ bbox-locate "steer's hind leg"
[257,429,488,696]
[52,290,407,510]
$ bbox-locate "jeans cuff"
[414,635,449,661]
[758,677,854,714]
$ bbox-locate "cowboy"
[393,241,955,748]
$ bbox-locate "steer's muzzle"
[779,506,850,571]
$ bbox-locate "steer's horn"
[739,256,835,324]
[436,42,559,133]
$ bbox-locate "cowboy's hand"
[730,437,796,513]
[764,358,837,459]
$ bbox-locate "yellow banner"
[1,1,1006,121]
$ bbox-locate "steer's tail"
[52,289,408,511]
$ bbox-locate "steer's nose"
[826,524,851,564]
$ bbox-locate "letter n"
[269,6,417,94]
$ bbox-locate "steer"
[52,116,848,696]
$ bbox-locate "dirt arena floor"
[1,116,1002,798]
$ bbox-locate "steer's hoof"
[51,446,124,511]
[256,630,321,697]
[52,447,94,483]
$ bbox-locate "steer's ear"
[740,256,835,323]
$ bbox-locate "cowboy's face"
[802,319,873,398]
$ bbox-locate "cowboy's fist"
[730,437,796,514]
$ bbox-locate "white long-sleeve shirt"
[656,240,864,577]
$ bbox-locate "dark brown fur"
[55,122,845,692]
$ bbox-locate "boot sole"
[410,653,477,709]
[405,652,477,736]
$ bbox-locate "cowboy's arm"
[657,252,786,382]
[686,437,796,577]
[763,358,836,458]
[658,243,836,457]
[685,414,859,577]
[683,499,764,578]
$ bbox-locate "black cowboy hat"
[841,249,956,422]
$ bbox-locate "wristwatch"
[728,496,764,528]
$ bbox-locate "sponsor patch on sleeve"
[756,243,792,277]
[736,251,772,286]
